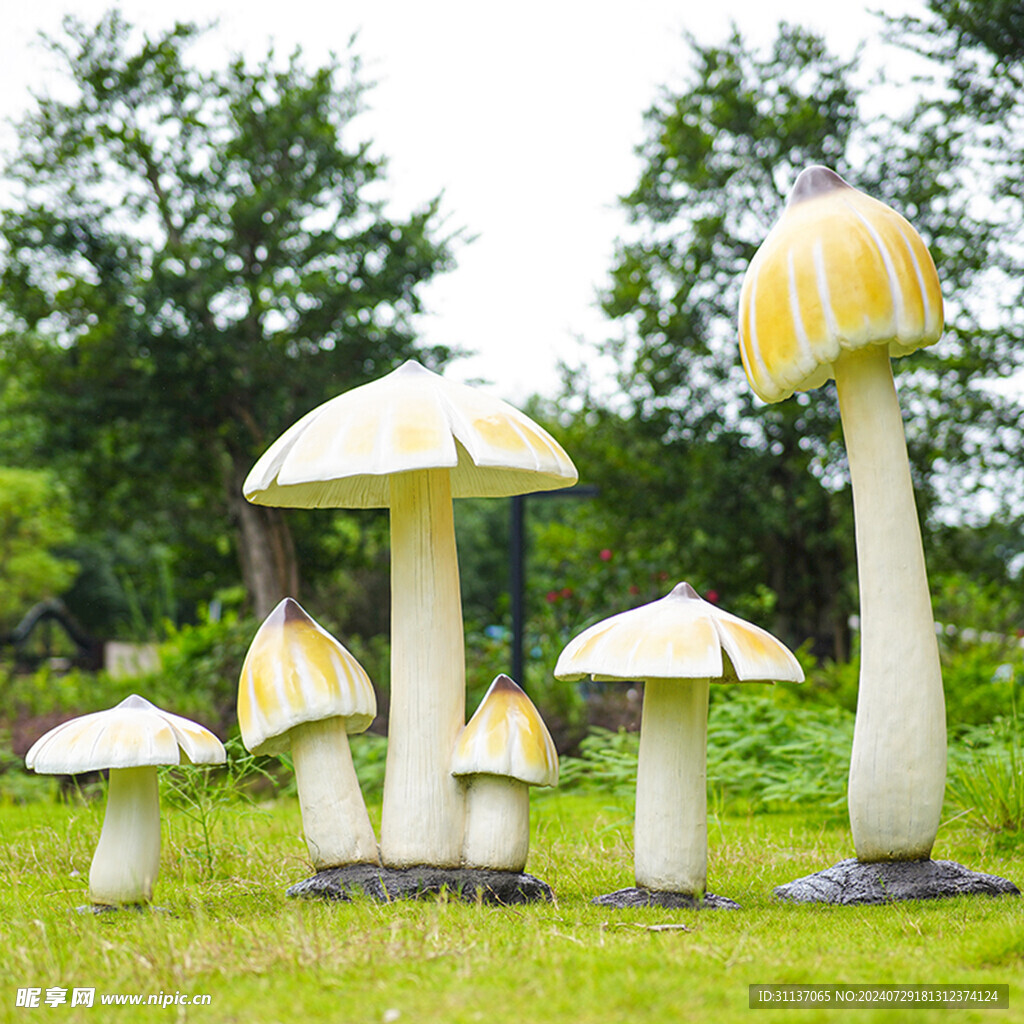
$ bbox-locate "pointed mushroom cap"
[237,597,377,756]
[243,360,578,509]
[25,694,226,775]
[451,675,559,786]
[739,165,943,404]
[554,582,804,685]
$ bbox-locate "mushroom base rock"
[285,864,553,905]
[592,887,740,910]
[775,859,1019,905]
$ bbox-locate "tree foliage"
[0,11,457,622]
[879,0,1024,521]
[559,17,1024,655]
[0,468,77,630]
[561,26,864,655]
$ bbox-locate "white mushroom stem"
[381,468,466,868]
[634,677,710,895]
[89,765,162,906]
[290,717,379,869]
[461,775,530,872]
[835,346,946,862]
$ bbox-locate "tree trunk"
[227,456,300,619]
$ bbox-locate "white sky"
[1,0,926,403]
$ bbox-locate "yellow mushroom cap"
[738,166,943,404]
[243,360,578,509]
[237,598,376,756]
[25,694,226,775]
[554,582,804,684]
[451,674,559,787]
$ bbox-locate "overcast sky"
[1,0,926,403]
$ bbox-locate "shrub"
[946,685,1024,833]
[559,689,854,812]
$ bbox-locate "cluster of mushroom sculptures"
[239,360,570,902]
[237,595,559,901]
[22,165,1020,909]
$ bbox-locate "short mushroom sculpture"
[238,597,379,870]
[451,674,559,873]
[555,582,802,908]
[243,360,577,870]
[25,694,225,908]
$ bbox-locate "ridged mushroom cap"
[25,694,226,774]
[243,360,578,508]
[554,583,804,684]
[451,675,559,786]
[739,166,943,404]
[237,598,376,756]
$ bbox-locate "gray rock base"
[775,858,1020,905]
[592,886,740,910]
[286,864,553,905]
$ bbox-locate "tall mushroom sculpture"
[238,597,379,870]
[555,582,803,908]
[244,360,577,869]
[739,166,944,863]
[740,166,1019,903]
[26,695,225,908]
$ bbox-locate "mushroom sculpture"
[25,694,225,908]
[555,582,803,908]
[451,674,559,874]
[738,166,1021,903]
[739,166,947,865]
[243,360,577,870]
[238,597,379,870]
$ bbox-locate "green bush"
[782,636,1023,730]
[940,644,1023,729]
[153,612,259,731]
[946,693,1024,833]
[0,613,257,756]
[559,689,854,812]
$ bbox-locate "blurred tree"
[0,11,457,621]
[878,0,1024,532]
[563,26,861,656]
[0,468,77,631]
[561,20,1024,656]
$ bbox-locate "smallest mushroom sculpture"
[451,675,559,873]
[238,597,379,870]
[25,694,225,908]
[555,583,803,906]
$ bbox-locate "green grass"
[0,792,1022,1023]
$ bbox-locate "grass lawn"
[0,789,1021,1023]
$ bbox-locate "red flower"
[599,548,613,562]
[560,587,574,599]
[706,589,719,604]
[546,590,560,603]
